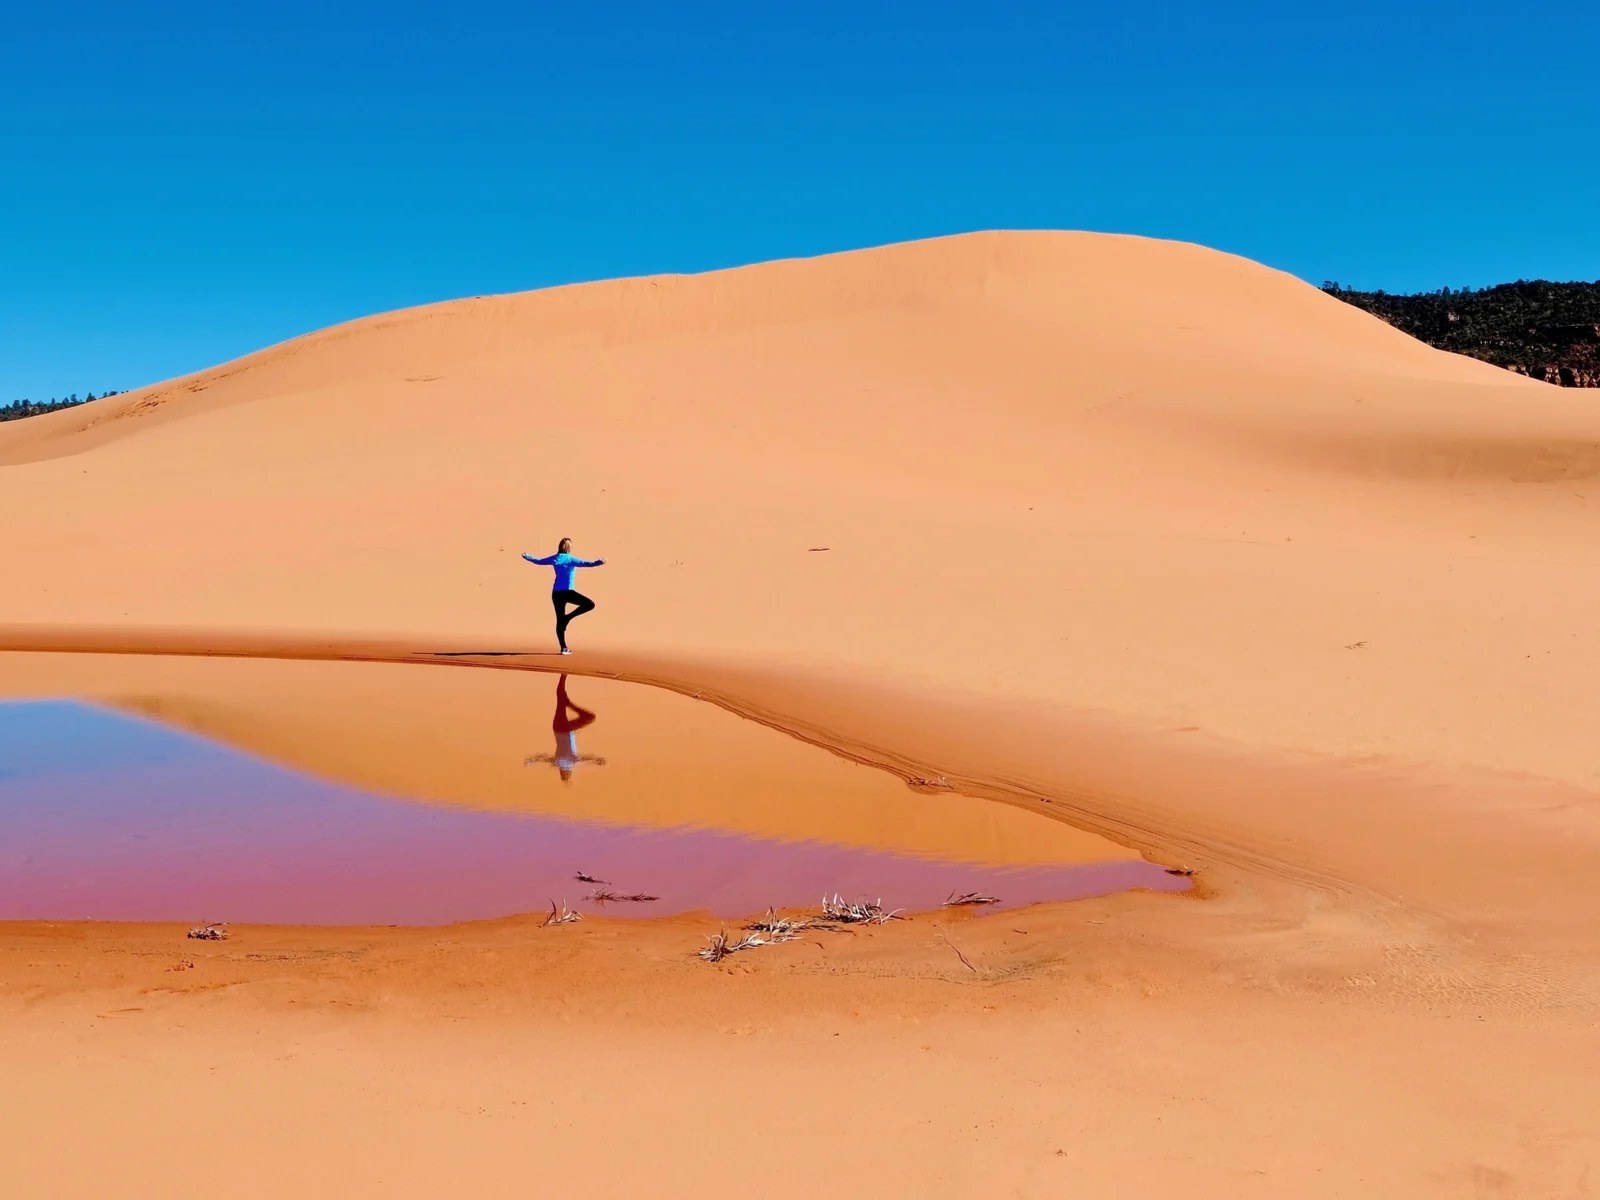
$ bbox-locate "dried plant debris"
[705,897,906,964]
[937,926,979,974]
[584,888,659,904]
[574,871,611,884]
[1164,867,1195,877]
[542,900,583,926]
[907,775,953,789]
[186,924,228,941]
[943,891,1000,907]
[745,908,825,942]
[820,894,903,926]
[697,929,769,963]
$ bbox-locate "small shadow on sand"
[424,651,561,658]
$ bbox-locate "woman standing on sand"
[522,538,606,654]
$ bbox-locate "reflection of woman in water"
[522,537,606,655]
[524,674,606,782]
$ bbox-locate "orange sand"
[2,232,1597,1196]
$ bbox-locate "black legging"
[551,589,596,650]
[552,674,596,736]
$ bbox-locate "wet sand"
[3,232,1599,1195]
[4,879,1595,1198]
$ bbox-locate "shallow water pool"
[0,657,1187,924]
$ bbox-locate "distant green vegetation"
[1322,280,1600,387]
[0,391,124,423]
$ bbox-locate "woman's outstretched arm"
[522,553,558,565]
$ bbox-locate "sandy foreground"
[2,232,1598,1196]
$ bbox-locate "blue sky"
[3,1,1597,400]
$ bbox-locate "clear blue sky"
[3,1,1597,401]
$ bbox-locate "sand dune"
[4,230,1598,917]
[2,231,1596,789]
[4,231,1599,1196]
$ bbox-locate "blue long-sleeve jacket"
[523,551,605,592]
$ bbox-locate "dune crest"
[0,230,1539,464]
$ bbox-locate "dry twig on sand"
[585,888,660,904]
[575,871,611,884]
[819,894,903,926]
[186,924,228,941]
[705,897,901,964]
[936,926,979,974]
[542,900,582,926]
[943,891,1000,907]
[697,929,767,963]
[746,907,836,942]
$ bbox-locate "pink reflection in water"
[0,702,1187,925]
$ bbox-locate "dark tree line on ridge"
[0,391,123,423]
[1323,279,1600,387]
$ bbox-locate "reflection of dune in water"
[0,651,1146,871]
[0,699,1185,924]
